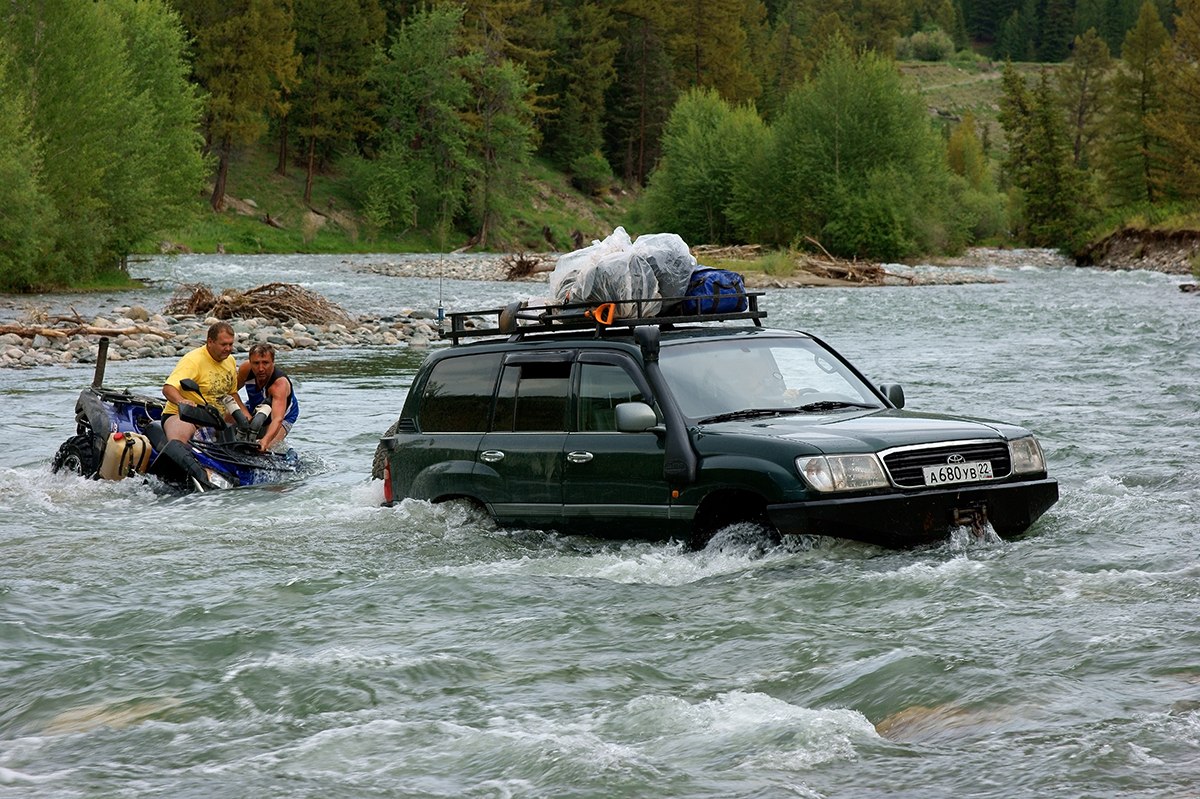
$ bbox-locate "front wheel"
[52,434,97,478]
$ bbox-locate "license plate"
[923,460,994,486]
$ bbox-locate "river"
[1,252,1198,798]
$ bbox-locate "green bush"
[895,28,955,62]
[569,150,613,196]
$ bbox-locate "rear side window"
[494,361,571,431]
[418,353,502,432]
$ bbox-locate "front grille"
[881,440,1011,488]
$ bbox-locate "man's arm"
[259,377,291,451]
[162,382,192,409]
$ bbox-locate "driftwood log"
[0,323,173,339]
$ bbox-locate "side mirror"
[179,378,201,394]
[879,383,905,409]
[615,401,658,433]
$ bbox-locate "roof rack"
[443,293,767,345]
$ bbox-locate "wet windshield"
[658,336,882,421]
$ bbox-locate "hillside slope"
[158,148,634,256]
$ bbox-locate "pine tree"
[667,0,762,103]
[0,42,54,290]
[183,0,301,211]
[1148,0,1200,199]
[106,0,208,261]
[466,58,537,246]
[1101,0,1168,204]
[1057,28,1113,169]
[605,0,676,185]
[1023,71,1088,246]
[540,2,619,174]
[291,0,385,203]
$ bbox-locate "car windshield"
[658,336,882,421]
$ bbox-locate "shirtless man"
[162,322,249,443]
[238,342,299,452]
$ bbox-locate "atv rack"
[443,293,767,345]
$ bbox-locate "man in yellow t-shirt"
[162,321,249,443]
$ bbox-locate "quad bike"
[51,337,300,492]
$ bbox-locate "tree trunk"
[304,126,316,204]
[211,137,231,212]
[276,113,289,177]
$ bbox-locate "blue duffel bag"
[681,267,748,314]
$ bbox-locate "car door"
[561,353,674,537]
[476,351,572,528]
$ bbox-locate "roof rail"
[443,293,767,345]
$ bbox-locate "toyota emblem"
[947,453,966,464]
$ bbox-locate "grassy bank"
[151,147,634,257]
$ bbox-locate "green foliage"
[667,0,762,103]
[368,6,476,240]
[640,88,769,245]
[895,27,956,60]
[466,57,538,246]
[0,43,54,291]
[0,0,206,290]
[570,151,615,195]
[604,1,676,184]
[1148,0,1200,200]
[947,112,990,189]
[744,41,960,258]
[1000,65,1092,248]
[184,0,301,210]
[290,0,386,202]
[1057,28,1113,170]
[1101,0,1169,205]
[540,2,618,172]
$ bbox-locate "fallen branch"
[165,281,354,325]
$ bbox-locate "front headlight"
[1009,436,1046,475]
[796,454,889,492]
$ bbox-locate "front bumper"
[767,477,1059,548]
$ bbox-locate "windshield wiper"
[796,400,877,413]
[697,407,797,424]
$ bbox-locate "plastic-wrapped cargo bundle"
[548,227,697,318]
[630,232,696,302]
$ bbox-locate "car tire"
[371,418,401,480]
[52,434,97,478]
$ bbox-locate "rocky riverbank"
[1077,227,1200,275]
[0,247,1101,370]
[0,306,443,369]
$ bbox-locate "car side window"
[418,353,502,432]
[493,361,571,432]
[577,363,647,432]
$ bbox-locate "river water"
[2,253,1198,798]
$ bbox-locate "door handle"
[566,450,594,464]
[479,450,505,463]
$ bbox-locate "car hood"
[697,409,1030,454]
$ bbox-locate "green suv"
[377,296,1058,548]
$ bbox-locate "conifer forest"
[1,0,1198,289]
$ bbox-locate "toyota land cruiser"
[376,295,1058,548]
